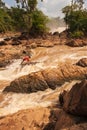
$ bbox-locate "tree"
[62,0,87,37]
[15,0,43,32]
[0,8,13,32]
[30,10,49,35]
[75,0,84,10]
[0,0,5,8]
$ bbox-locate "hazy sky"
[3,0,87,18]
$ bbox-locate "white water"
[0,45,87,81]
[51,27,67,34]
[0,45,87,116]
[0,81,79,116]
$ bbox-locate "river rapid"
[0,45,87,116]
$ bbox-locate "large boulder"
[76,58,87,67]
[3,64,87,93]
[63,80,87,116]
[0,107,50,130]
[44,109,87,130]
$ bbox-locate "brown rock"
[3,63,87,93]
[76,58,87,67]
[44,109,87,130]
[0,107,50,130]
[63,80,87,116]
[66,39,87,47]
[0,41,7,46]
[65,123,87,130]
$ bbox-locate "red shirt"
[23,56,30,62]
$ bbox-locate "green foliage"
[62,0,87,37]
[0,9,13,32]
[66,10,87,32]
[0,0,48,35]
[70,30,84,38]
[15,0,43,32]
[0,6,49,35]
[9,7,28,31]
[30,10,49,35]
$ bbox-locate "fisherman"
[21,55,30,65]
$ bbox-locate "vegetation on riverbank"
[0,0,48,35]
[0,0,87,38]
[62,0,87,38]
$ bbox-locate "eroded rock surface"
[65,123,87,130]
[44,80,87,130]
[44,109,87,130]
[3,64,87,93]
[0,107,50,130]
[76,58,87,67]
[67,39,87,47]
[63,80,87,116]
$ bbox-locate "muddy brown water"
[0,45,87,116]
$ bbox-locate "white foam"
[0,81,78,116]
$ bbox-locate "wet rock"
[0,41,7,46]
[59,90,67,106]
[0,108,50,130]
[53,32,59,36]
[0,59,10,67]
[3,64,87,93]
[4,71,49,93]
[12,40,22,46]
[76,58,87,67]
[4,37,12,41]
[66,39,87,47]
[63,80,87,116]
[65,123,87,130]
[44,109,87,130]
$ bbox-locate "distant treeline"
[0,7,49,35]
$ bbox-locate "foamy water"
[0,80,79,116]
[51,27,67,34]
[0,45,87,116]
[0,45,87,81]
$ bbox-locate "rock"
[44,109,87,130]
[63,80,87,116]
[53,32,59,36]
[66,39,87,47]
[59,90,67,106]
[3,64,87,93]
[59,30,68,38]
[4,71,49,93]
[4,37,12,41]
[0,59,10,67]
[0,107,50,130]
[65,123,87,130]
[76,58,87,67]
[12,40,22,46]
[0,41,7,46]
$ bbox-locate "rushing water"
[0,45,87,116]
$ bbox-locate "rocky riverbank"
[0,32,87,68]
[0,32,87,130]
